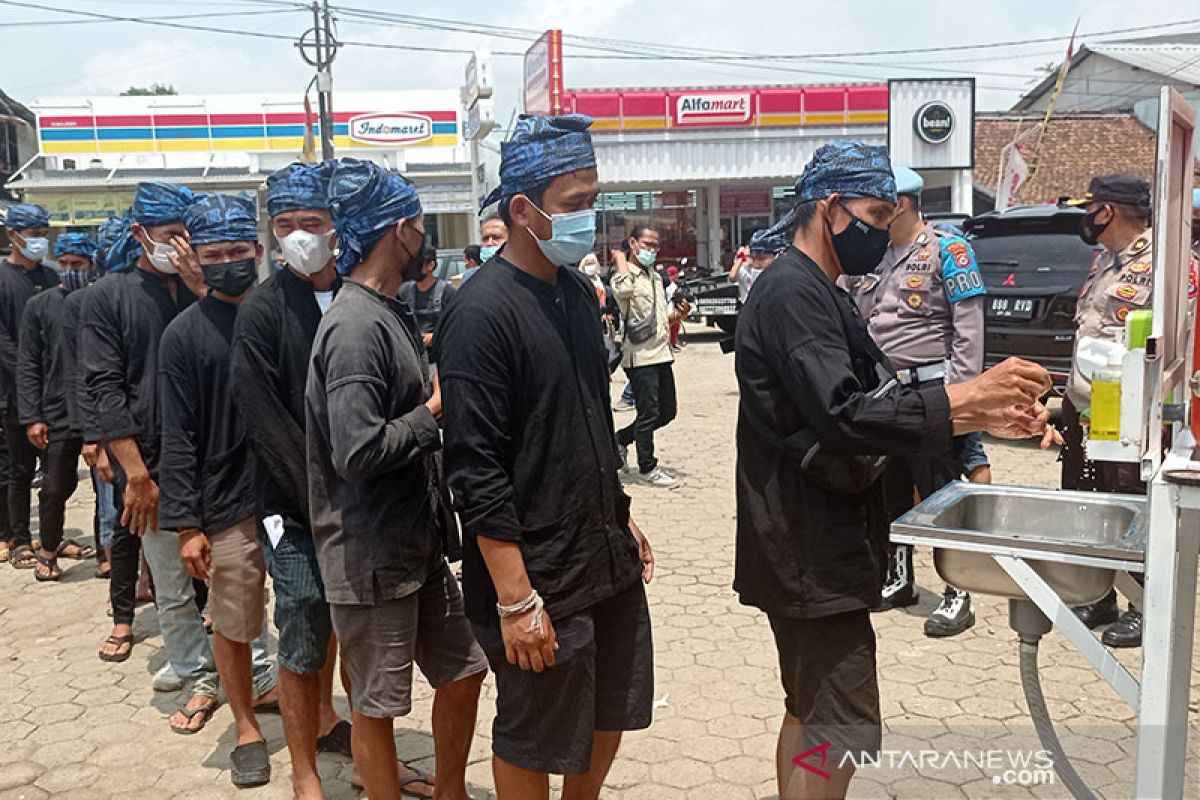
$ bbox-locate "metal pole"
[319,0,334,159]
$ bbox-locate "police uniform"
[1060,173,1156,648]
[848,166,986,634]
[1062,203,1154,493]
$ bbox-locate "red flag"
[1066,18,1080,60]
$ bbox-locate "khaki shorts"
[209,517,267,643]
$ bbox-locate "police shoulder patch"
[938,234,986,303]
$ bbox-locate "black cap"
[1066,173,1151,208]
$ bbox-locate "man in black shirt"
[0,203,58,569]
[159,193,279,786]
[734,142,1059,799]
[438,114,654,799]
[80,182,265,737]
[308,158,485,800]
[235,161,413,799]
[399,245,456,354]
[17,233,99,580]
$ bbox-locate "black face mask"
[827,203,890,276]
[399,235,425,283]
[1079,206,1111,246]
[202,257,258,296]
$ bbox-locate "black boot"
[1101,607,1142,648]
[874,544,918,611]
[1072,589,1119,629]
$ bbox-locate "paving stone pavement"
[1,332,1198,799]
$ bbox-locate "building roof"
[1015,41,1200,112]
[1088,43,1200,85]
[973,113,1156,203]
[0,89,33,126]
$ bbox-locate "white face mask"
[277,228,335,276]
[144,238,178,274]
[582,262,597,277]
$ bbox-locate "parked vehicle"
[964,203,1096,393]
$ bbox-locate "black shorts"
[768,609,881,760]
[473,581,654,775]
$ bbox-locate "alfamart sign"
[673,92,752,126]
[348,113,433,145]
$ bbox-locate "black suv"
[964,203,1096,393]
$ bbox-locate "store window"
[595,190,697,267]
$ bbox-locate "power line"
[0,8,304,27]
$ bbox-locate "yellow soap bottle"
[1089,351,1123,442]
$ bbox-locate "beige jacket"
[612,263,673,368]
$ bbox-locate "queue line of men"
[1,116,1067,800]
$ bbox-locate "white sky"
[1,0,1197,119]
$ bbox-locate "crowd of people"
[0,110,1130,800]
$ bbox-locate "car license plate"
[988,297,1036,319]
[697,298,737,316]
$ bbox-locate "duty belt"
[894,362,947,385]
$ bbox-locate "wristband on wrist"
[497,589,545,633]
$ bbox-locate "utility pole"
[298,1,337,159]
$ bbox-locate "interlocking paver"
[1,334,1199,798]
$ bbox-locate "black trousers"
[0,429,12,542]
[38,436,82,553]
[109,484,141,626]
[2,410,37,549]
[108,483,207,626]
[1060,398,1145,593]
[616,362,678,474]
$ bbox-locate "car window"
[969,233,1096,273]
[437,254,466,281]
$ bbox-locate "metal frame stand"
[1132,448,1200,799]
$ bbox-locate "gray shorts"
[330,560,486,718]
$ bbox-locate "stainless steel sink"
[891,483,1147,605]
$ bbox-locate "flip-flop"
[353,767,434,797]
[400,770,435,799]
[33,551,60,582]
[9,545,36,569]
[230,740,271,787]
[170,698,220,735]
[98,634,134,663]
[56,539,96,560]
[316,719,352,756]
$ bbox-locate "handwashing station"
[893,87,1200,800]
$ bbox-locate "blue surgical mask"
[17,235,49,262]
[636,248,656,269]
[527,204,596,266]
[479,244,499,261]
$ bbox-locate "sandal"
[399,770,435,799]
[9,545,36,569]
[316,719,353,756]
[57,539,96,560]
[230,740,271,787]
[98,634,134,663]
[170,697,220,735]
[33,551,60,582]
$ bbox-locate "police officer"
[729,229,787,303]
[1062,173,1154,648]
[849,165,986,638]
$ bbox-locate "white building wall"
[1021,55,1196,114]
